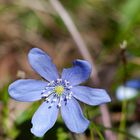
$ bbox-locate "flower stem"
[84,105,105,140]
[118,99,127,140]
[89,124,94,140]
[92,122,105,140]
[84,105,95,140]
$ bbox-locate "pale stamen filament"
[56,78,62,84]
[42,91,55,102]
[57,96,63,107]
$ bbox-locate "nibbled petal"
[61,98,89,133]
[28,48,59,82]
[8,79,47,102]
[31,101,59,137]
[72,86,111,105]
[62,59,91,86]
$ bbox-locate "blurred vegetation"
[0,0,140,140]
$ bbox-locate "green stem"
[92,122,105,140]
[118,98,127,140]
[84,105,95,140]
[84,105,105,140]
[89,124,94,140]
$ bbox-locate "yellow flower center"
[54,86,64,96]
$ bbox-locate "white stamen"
[65,91,73,100]
[50,80,55,84]
[49,102,54,107]
[64,80,70,86]
[47,83,51,86]
[64,80,69,84]
[67,86,72,89]
[52,98,57,102]
[61,96,63,101]
[45,86,49,90]
[42,94,48,98]
[45,98,50,102]
[66,96,69,99]
[57,97,63,108]
[47,91,52,94]
[57,78,62,83]
[57,103,61,107]
[69,91,73,95]
[45,86,54,90]
[42,90,46,94]
[68,96,72,99]
[47,80,55,86]
[42,90,55,102]
[66,95,72,100]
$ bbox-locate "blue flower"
[125,79,140,90]
[8,48,111,137]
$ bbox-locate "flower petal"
[72,86,111,105]
[31,101,59,137]
[62,59,91,86]
[61,98,89,133]
[116,86,138,101]
[8,79,47,102]
[28,48,59,82]
[125,79,140,89]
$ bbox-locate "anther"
[68,96,72,100]
[50,80,55,85]
[47,91,52,94]
[47,83,51,86]
[41,89,46,94]
[49,103,54,108]
[52,98,57,102]
[47,80,55,86]
[45,86,49,90]
[57,103,61,107]
[42,94,48,98]
[57,97,63,107]
[45,98,50,102]
[64,80,70,86]
[42,90,55,102]
[69,91,73,95]
[67,86,72,90]
[66,96,69,100]
[57,79,62,83]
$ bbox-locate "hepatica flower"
[126,79,140,90]
[8,48,111,137]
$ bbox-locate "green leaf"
[119,0,140,34]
